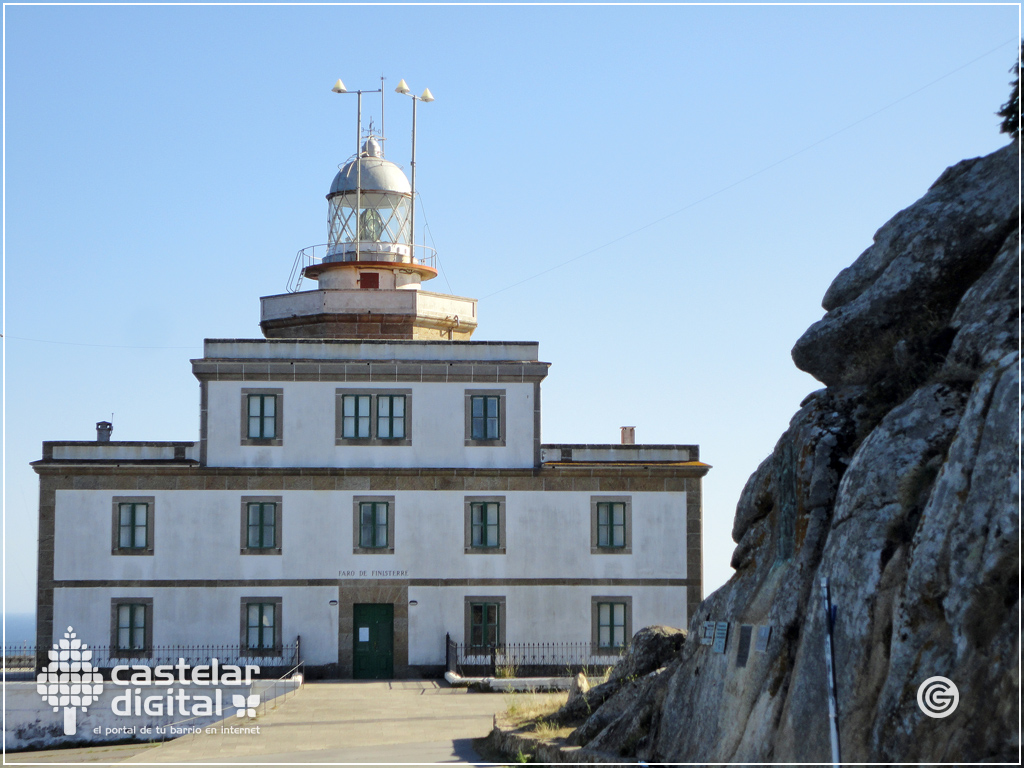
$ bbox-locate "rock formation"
[565,142,1019,762]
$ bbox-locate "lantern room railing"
[287,243,437,293]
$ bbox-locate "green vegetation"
[998,42,1021,139]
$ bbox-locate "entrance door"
[353,603,394,679]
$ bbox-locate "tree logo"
[36,627,104,735]
[232,693,260,718]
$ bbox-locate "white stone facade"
[35,339,708,677]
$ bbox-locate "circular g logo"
[917,676,959,718]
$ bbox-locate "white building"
[34,98,708,678]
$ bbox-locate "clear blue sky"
[4,4,1018,617]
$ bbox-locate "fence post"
[490,646,496,677]
[296,635,301,667]
[445,633,451,674]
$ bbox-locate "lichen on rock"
[565,142,1019,763]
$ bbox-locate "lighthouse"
[32,78,707,689]
[260,86,477,340]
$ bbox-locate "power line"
[4,335,200,350]
[479,37,1016,301]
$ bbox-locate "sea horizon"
[4,613,36,647]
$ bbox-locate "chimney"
[620,426,635,445]
[96,421,113,442]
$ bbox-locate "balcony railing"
[445,634,627,678]
[288,243,438,292]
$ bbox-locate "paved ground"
[6,680,509,765]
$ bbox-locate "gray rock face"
[568,143,1019,762]
[606,625,687,685]
[793,143,1017,388]
[565,672,591,712]
[556,625,686,727]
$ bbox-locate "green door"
[353,603,394,679]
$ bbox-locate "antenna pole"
[410,95,417,263]
[356,90,362,264]
[380,75,386,154]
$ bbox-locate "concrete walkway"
[114,680,507,764]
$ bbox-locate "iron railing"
[445,634,627,678]
[288,243,438,292]
[3,642,34,672]
[8,642,300,674]
[255,654,305,717]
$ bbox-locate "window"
[472,503,499,547]
[247,603,276,650]
[119,503,148,549]
[118,604,146,650]
[241,598,282,655]
[464,596,506,649]
[471,396,499,440]
[240,388,283,446]
[110,598,152,656]
[377,395,406,440]
[590,496,632,555]
[464,496,506,554]
[240,496,282,555]
[112,496,154,556]
[248,394,276,438]
[471,603,500,648]
[341,395,371,439]
[464,389,506,447]
[359,502,388,548]
[352,496,396,554]
[336,389,412,446]
[592,596,633,650]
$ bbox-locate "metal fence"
[6,641,301,675]
[445,633,627,678]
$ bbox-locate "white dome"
[328,141,411,197]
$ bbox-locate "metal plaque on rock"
[711,621,729,654]
[701,621,716,645]
[755,625,772,653]
[735,624,753,667]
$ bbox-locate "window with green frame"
[247,502,277,549]
[376,395,406,439]
[246,602,277,651]
[117,603,147,652]
[341,394,371,438]
[596,502,626,548]
[470,502,499,548]
[470,395,500,440]
[470,602,500,648]
[359,501,389,548]
[597,602,627,649]
[118,502,148,549]
[247,394,277,439]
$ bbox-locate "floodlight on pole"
[395,81,434,265]
[331,78,382,263]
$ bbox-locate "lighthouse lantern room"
[259,79,477,340]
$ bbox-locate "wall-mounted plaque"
[755,625,772,653]
[735,624,753,667]
[701,621,716,645]
[712,621,729,654]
